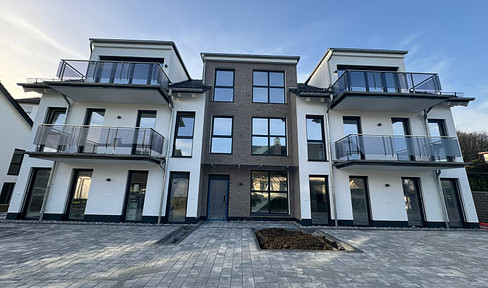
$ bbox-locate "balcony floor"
[27,152,165,166]
[334,160,467,170]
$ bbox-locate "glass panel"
[131,63,151,85]
[47,109,66,125]
[213,118,232,136]
[168,173,189,222]
[269,88,285,103]
[269,72,284,87]
[349,71,367,92]
[97,62,113,83]
[86,110,105,126]
[253,87,268,103]
[174,139,193,156]
[214,88,234,102]
[0,183,15,205]
[402,178,424,227]
[252,118,268,135]
[269,193,287,213]
[269,137,286,155]
[350,177,370,226]
[113,62,130,84]
[252,137,268,155]
[343,117,360,136]
[251,192,268,213]
[138,111,156,129]
[269,119,285,136]
[306,118,323,140]
[428,120,447,137]
[24,169,51,220]
[441,179,464,228]
[310,176,329,225]
[384,72,398,92]
[307,142,325,161]
[270,172,287,191]
[68,170,92,220]
[177,115,195,137]
[211,138,232,154]
[253,71,268,86]
[125,171,148,222]
[215,70,234,86]
[251,171,268,191]
[366,72,383,92]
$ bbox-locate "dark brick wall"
[472,191,488,223]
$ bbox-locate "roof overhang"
[201,53,300,64]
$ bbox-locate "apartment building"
[5,39,479,228]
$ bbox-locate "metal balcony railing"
[335,134,461,162]
[33,124,165,158]
[332,70,443,96]
[55,59,170,89]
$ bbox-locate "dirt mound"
[255,228,337,250]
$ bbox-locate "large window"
[173,113,195,157]
[251,171,288,214]
[0,183,15,205]
[306,116,326,161]
[167,172,190,222]
[252,118,286,156]
[211,117,233,154]
[252,71,285,103]
[214,70,234,102]
[40,107,66,152]
[7,149,25,175]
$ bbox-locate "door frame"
[64,169,93,221]
[349,176,372,226]
[206,174,230,221]
[309,175,331,225]
[440,178,467,228]
[121,170,149,222]
[401,177,426,227]
[21,168,51,220]
[165,172,190,223]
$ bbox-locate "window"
[7,149,25,175]
[167,172,190,222]
[252,118,286,155]
[214,70,234,102]
[306,116,326,161]
[40,107,67,152]
[173,113,195,157]
[253,71,285,103]
[0,183,15,205]
[251,171,288,214]
[211,117,233,154]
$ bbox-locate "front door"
[349,176,371,226]
[440,179,465,228]
[207,175,229,220]
[402,178,425,227]
[23,168,51,220]
[66,170,93,220]
[123,171,148,222]
[309,176,330,225]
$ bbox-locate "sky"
[0,0,487,132]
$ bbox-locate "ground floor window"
[251,171,288,214]
[0,182,15,205]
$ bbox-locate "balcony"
[28,125,165,165]
[334,134,466,170]
[330,70,460,112]
[40,60,171,104]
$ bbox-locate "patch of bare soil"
[255,228,342,250]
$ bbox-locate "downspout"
[422,108,450,228]
[325,94,338,227]
[40,94,71,221]
[158,88,174,224]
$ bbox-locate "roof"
[169,80,209,92]
[305,47,408,85]
[201,53,300,63]
[89,38,192,80]
[289,83,330,97]
[16,97,41,104]
[0,83,33,126]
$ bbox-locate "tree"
[457,130,488,161]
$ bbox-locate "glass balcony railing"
[55,59,170,90]
[33,125,165,158]
[332,70,443,96]
[335,134,461,162]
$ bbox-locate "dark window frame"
[210,116,233,154]
[172,112,195,158]
[401,177,426,227]
[166,171,190,223]
[7,149,25,176]
[440,178,467,228]
[121,170,149,222]
[0,182,15,205]
[252,70,286,104]
[64,169,93,221]
[428,119,454,162]
[309,175,331,225]
[349,176,372,226]
[250,170,289,215]
[251,117,287,156]
[306,116,327,161]
[38,107,67,152]
[21,168,51,220]
[213,69,235,102]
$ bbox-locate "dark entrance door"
[207,175,229,220]
[349,176,371,226]
[440,179,465,228]
[401,178,425,227]
[309,176,330,225]
[66,170,93,220]
[23,168,51,220]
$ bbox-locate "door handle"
[223,195,226,203]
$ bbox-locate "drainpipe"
[158,89,174,224]
[39,94,72,221]
[325,95,338,227]
[422,109,450,228]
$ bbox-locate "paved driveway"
[0,221,487,287]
